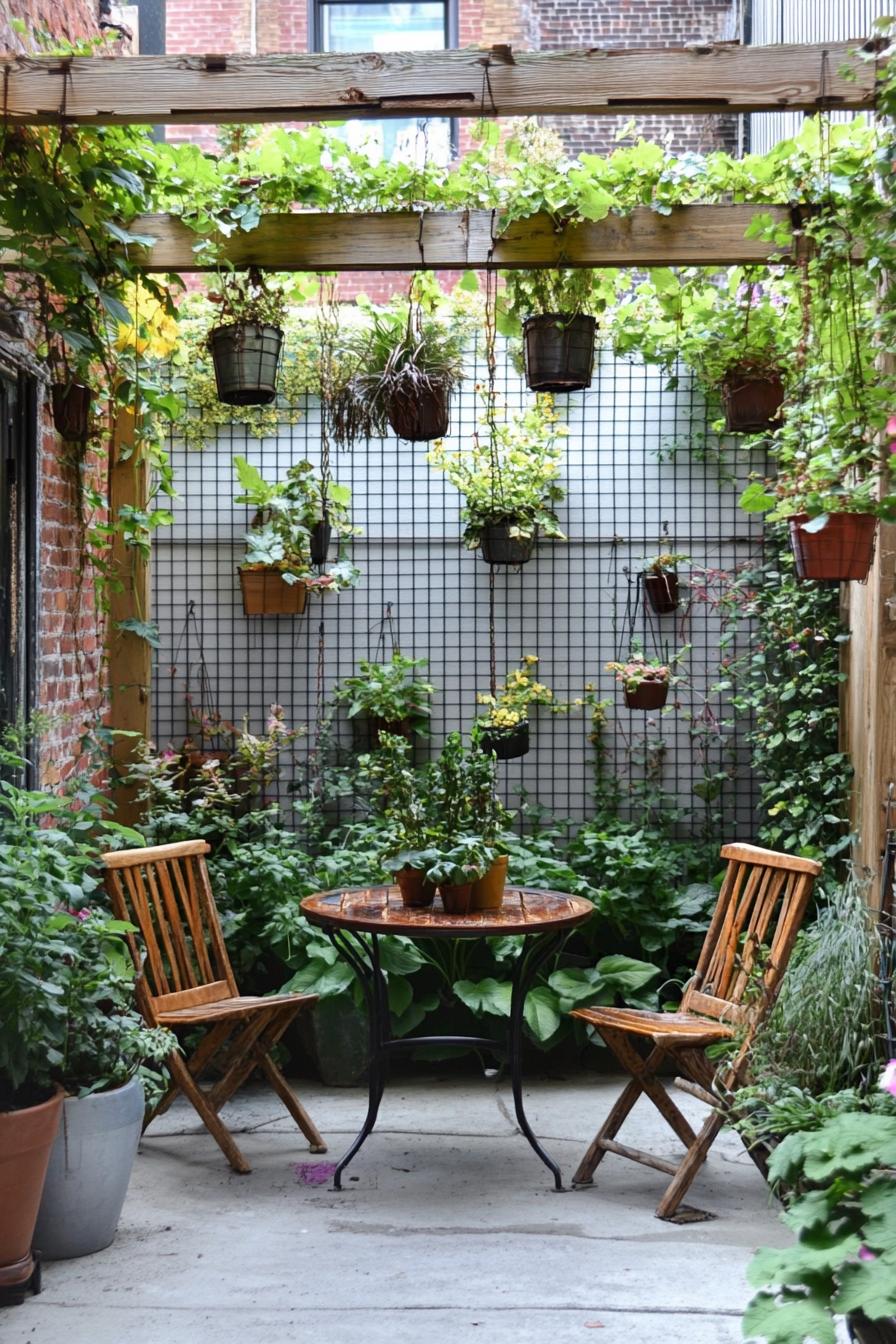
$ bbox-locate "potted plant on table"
[207,269,287,407]
[744,1063,896,1344]
[234,456,360,615]
[606,645,674,710]
[334,291,469,443]
[640,553,689,615]
[331,651,436,747]
[427,392,567,565]
[475,654,566,759]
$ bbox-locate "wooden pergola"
[4,37,889,862]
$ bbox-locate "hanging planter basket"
[239,567,307,616]
[623,681,669,711]
[522,313,596,394]
[480,721,530,760]
[386,382,450,442]
[51,383,92,442]
[480,522,536,567]
[720,369,784,434]
[788,512,877,583]
[644,573,679,614]
[310,521,332,566]
[209,322,284,406]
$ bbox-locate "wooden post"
[107,407,151,825]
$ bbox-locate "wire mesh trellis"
[152,339,764,837]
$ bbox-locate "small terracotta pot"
[720,369,784,433]
[480,523,536,566]
[624,681,669,710]
[394,867,436,908]
[644,572,679,614]
[239,567,307,616]
[439,882,474,915]
[480,721,529,760]
[0,1087,63,1296]
[387,383,450,442]
[788,512,877,583]
[471,855,508,911]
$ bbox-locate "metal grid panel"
[152,341,763,835]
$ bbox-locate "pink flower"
[879,1059,896,1097]
[858,1246,877,1262]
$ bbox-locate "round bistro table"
[300,884,593,1190]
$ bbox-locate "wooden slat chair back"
[103,839,326,1175]
[570,842,820,1220]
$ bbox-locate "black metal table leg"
[326,929,388,1191]
[507,929,568,1191]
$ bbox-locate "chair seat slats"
[156,991,317,1025]
[571,1006,734,1041]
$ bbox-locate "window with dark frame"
[0,369,37,767]
[311,0,457,165]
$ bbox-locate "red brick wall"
[0,0,98,51]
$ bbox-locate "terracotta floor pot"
[471,855,508,911]
[394,866,436,908]
[480,721,529,760]
[644,572,679,614]
[624,681,669,710]
[0,1088,63,1297]
[523,313,596,393]
[239,567,308,616]
[209,322,283,406]
[788,512,877,582]
[439,882,474,915]
[387,383,450,442]
[721,370,784,433]
[480,523,536,566]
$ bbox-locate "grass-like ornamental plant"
[427,392,568,549]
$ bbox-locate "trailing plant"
[331,652,436,739]
[475,654,568,735]
[427,392,567,547]
[606,650,674,691]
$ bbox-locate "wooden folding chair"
[570,842,821,1220]
[103,839,326,1175]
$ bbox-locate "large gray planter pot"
[33,1075,144,1260]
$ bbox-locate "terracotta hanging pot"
[480,721,530,760]
[394,867,436,909]
[238,567,307,616]
[51,383,92,442]
[624,681,669,711]
[523,313,596,393]
[386,382,450,442]
[471,855,508,911]
[480,522,536,566]
[209,322,284,406]
[720,368,784,434]
[439,882,474,915]
[788,513,877,583]
[644,572,679,614]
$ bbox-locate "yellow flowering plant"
[475,655,569,733]
[427,392,568,548]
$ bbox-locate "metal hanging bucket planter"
[522,313,596,394]
[480,721,530,760]
[209,322,284,406]
[480,522,536,566]
[644,573,679,614]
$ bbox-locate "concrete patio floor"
[7,1073,792,1344]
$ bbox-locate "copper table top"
[301,884,593,938]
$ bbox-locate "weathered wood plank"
[0,42,875,126]
[89,205,794,272]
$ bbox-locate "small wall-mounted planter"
[394,866,436,909]
[523,313,596,394]
[51,383,92,442]
[623,681,669,711]
[480,522,536,567]
[788,512,877,583]
[644,573,679,614]
[720,369,784,434]
[239,567,307,616]
[480,721,529,760]
[309,520,332,566]
[209,322,283,406]
[471,855,508,911]
[387,383,450,442]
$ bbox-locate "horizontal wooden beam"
[0,41,875,126]
[98,205,793,272]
